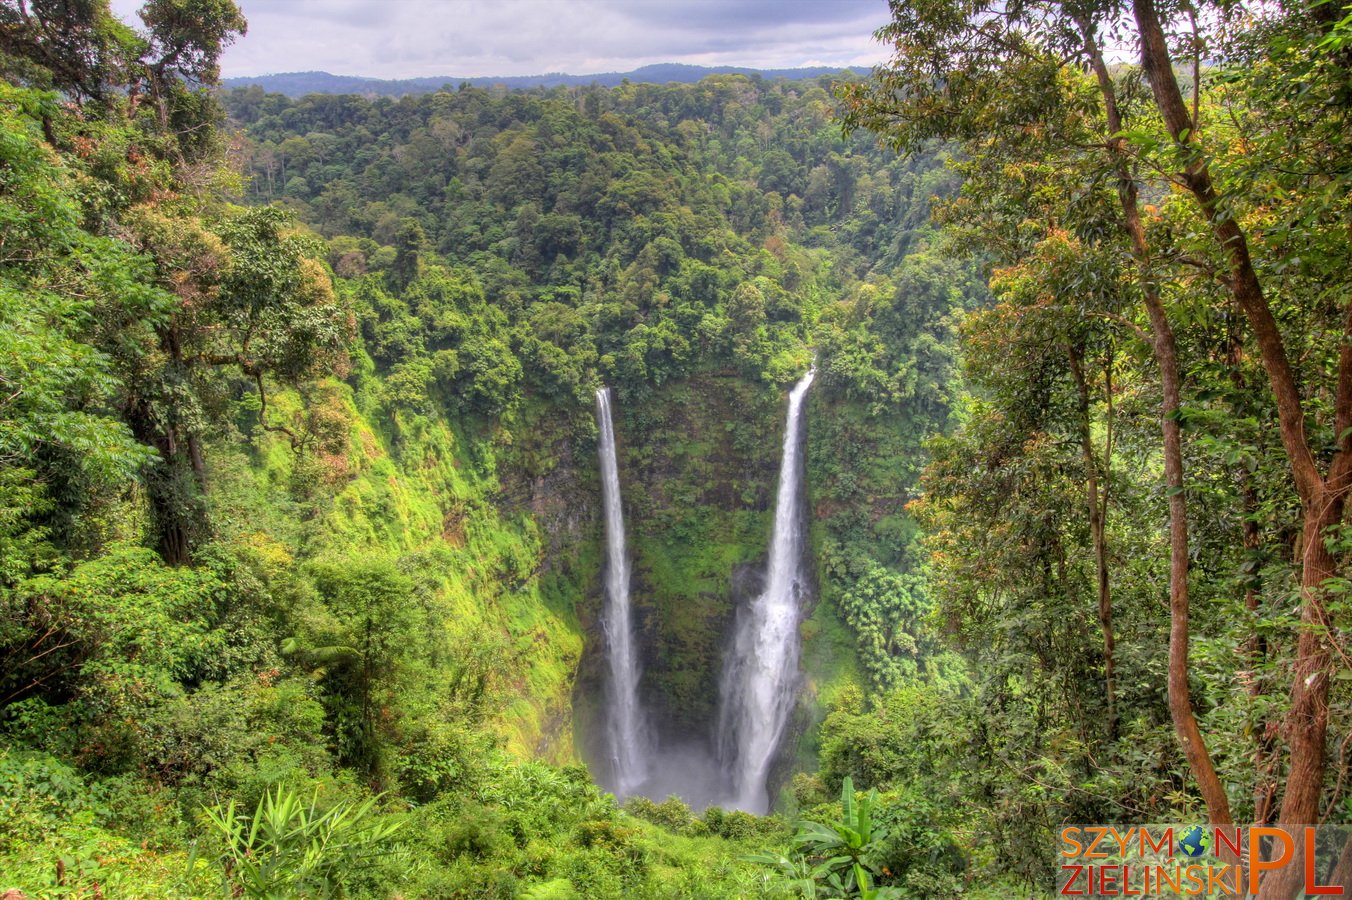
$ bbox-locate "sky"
[109,0,894,80]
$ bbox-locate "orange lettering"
[1141,827,1172,856]
[1207,864,1238,895]
[1087,827,1112,859]
[1249,827,1294,893]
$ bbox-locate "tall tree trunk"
[1143,269,1236,828]
[165,325,208,490]
[1078,20,1234,825]
[1068,343,1117,738]
[1329,832,1352,895]
[126,401,195,567]
[1282,494,1342,812]
[1230,328,1278,826]
[187,434,207,490]
[124,324,210,567]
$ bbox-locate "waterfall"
[595,387,649,797]
[717,367,816,814]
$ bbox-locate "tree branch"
[254,372,300,449]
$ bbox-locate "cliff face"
[565,370,882,791]
[475,365,915,786]
[210,72,967,785]
[567,372,779,773]
[229,380,591,765]
[623,373,784,734]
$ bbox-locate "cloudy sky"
[109,0,893,80]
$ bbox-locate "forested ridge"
[218,64,848,98]
[1,0,1349,897]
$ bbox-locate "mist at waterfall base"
[592,372,815,815]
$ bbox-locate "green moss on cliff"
[210,377,587,763]
[611,372,781,733]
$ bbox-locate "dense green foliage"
[13,0,1346,895]
[0,1,981,896]
[217,70,984,759]
[828,0,1352,890]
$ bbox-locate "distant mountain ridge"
[221,63,853,97]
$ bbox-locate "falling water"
[596,387,649,797]
[717,367,816,814]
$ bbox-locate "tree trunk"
[126,401,195,567]
[1252,502,1343,900]
[1079,20,1233,825]
[187,434,207,490]
[1143,275,1235,828]
[125,324,208,567]
[1329,832,1352,895]
[1068,343,1117,738]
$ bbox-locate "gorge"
[0,22,985,894]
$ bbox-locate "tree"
[134,0,245,154]
[0,0,138,105]
[137,0,244,87]
[121,205,351,564]
[304,557,417,784]
[0,82,160,572]
[0,546,222,754]
[844,0,1352,852]
[387,217,425,293]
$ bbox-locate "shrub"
[195,784,407,897]
[624,794,695,832]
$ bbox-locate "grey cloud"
[111,0,890,79]
[602,0,883,29]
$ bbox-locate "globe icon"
[1178,825,1212,858]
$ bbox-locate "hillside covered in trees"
[2,0,1350,897]
[218,64,848,98]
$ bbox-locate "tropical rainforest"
[0,0,1349,897]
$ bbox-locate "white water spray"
[717,368,815,813]
[596,387,649,796]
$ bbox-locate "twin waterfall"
[716,367,815,814]
[595,387,649,797]
[594,370,815,812]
